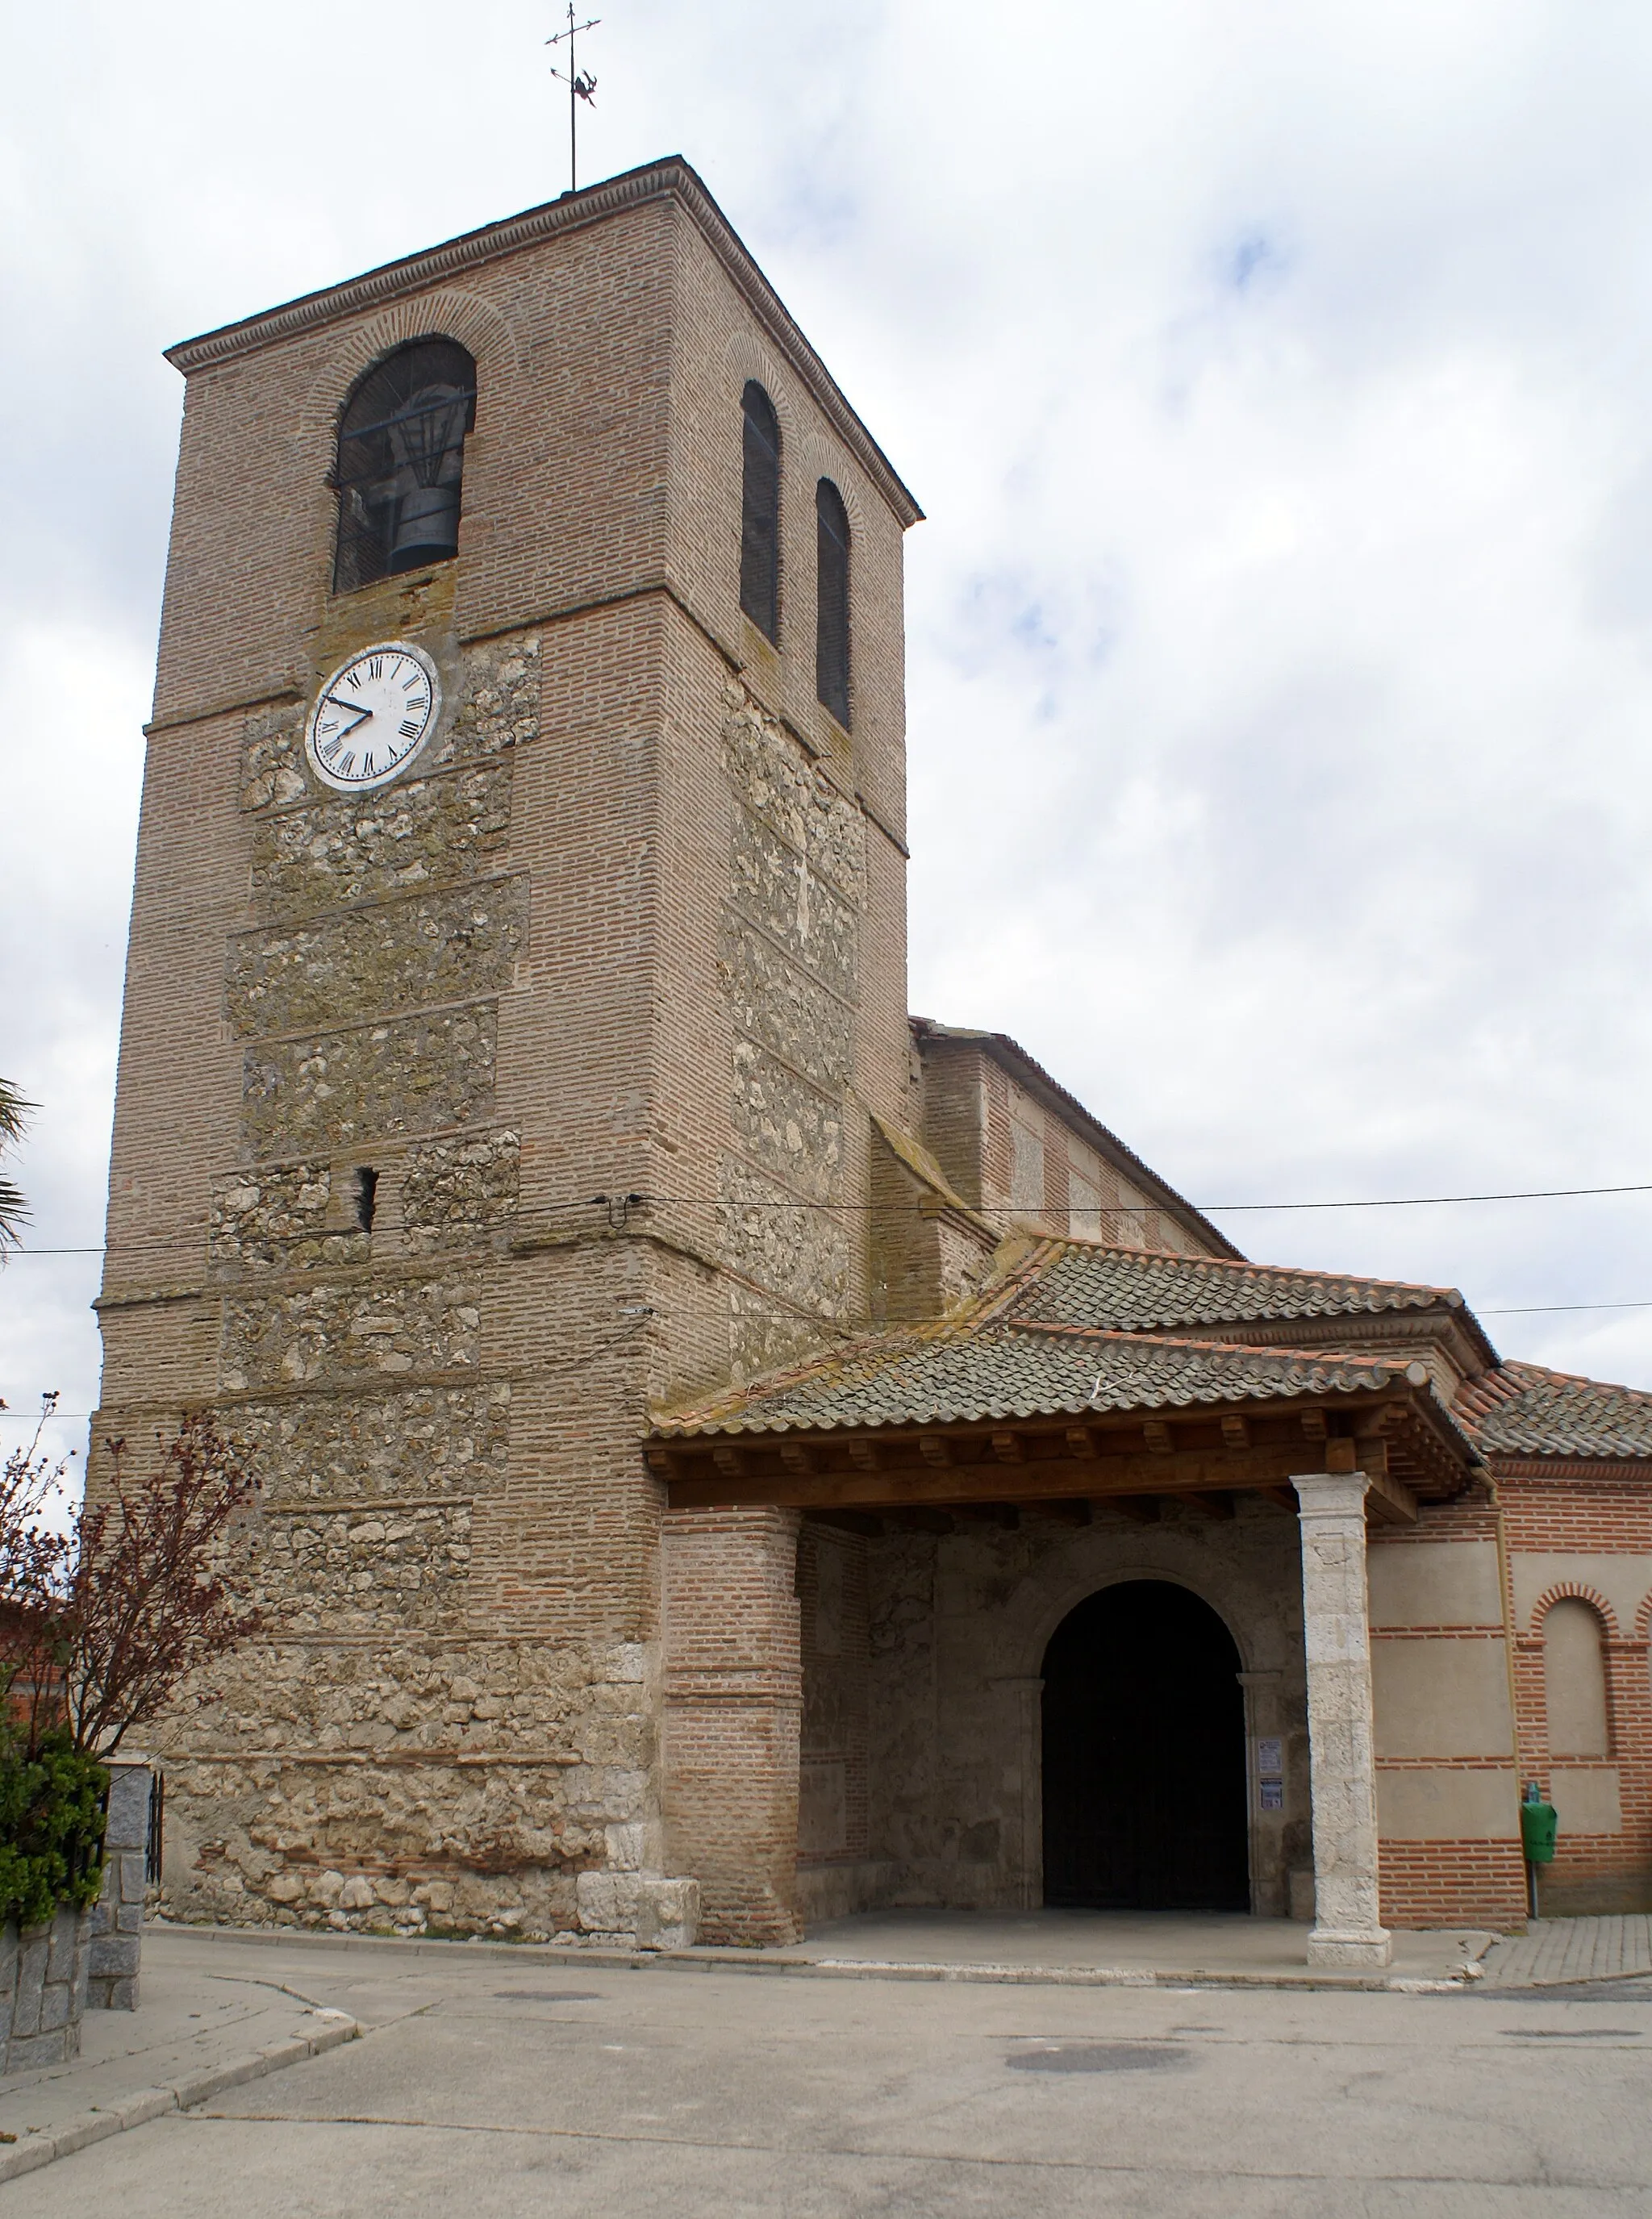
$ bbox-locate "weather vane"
[547,4,600,194]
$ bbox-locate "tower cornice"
[164,156,924,528]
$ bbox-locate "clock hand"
[319,695,374,734]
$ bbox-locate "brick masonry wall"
[1368,1504,1529,1930]
[1499,1467,1652,1914]
[661,1506,803,1945]
[915,1036,1209,1254]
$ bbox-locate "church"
[98,157,1652,1966]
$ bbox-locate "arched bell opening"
[1041,1579,1249,1912]
[332,338,478,592]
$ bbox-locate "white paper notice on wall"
[1259,1779,1283,1811]
[1257,1737,1283,1775]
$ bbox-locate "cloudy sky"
[5,0,1652,1468]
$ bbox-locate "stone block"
[636,1878,699,1952]
[90,1930,140,1979]
[105,1765,154,1854]
[5,2027,73,2072]
[39,1978,70,2034]
[12,1933,48,2038]
[45,1908,77,1986]
[1305,1930,1394,1968]
[575,1871,699,1950]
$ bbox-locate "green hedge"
[0,1733,108,1931]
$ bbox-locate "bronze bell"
[387,385,468,572]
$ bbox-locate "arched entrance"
[1041,1579,1249,1911]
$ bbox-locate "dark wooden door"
[1041,1579,1249,1911]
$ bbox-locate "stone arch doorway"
[1041,1579,1249,1911]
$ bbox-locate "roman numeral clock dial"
[304,641,442,793]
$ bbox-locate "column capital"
[1291,1471,1370,1520]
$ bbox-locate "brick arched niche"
[862,1508,1307,1918]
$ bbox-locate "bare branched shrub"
[0,1404,261,1757]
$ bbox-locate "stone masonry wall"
[718,686,862,1379]
[861,1504,1308,1917]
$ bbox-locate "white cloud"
[3,0,1651,1422]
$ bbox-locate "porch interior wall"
[845,1503,1309,1918]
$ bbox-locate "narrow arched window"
[816,478,850,729]
[333,339,477,594]
[1544,1599,1611,1757]
[740,382,780,642]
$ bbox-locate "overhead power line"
[11,1174,1652,1259]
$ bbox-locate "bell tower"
[98,159,920,1944]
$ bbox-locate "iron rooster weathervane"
[547,3,601,194]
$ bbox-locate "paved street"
[6,1930,1652,2216]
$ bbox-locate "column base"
[1306,1925,1393,1969]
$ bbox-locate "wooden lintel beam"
[665,1439,1356,1512]
[1363,1465,1419,1525]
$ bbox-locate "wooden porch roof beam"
[661,1436,1410,1513]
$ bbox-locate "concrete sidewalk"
[0,1942,360,2186]
[1479,1915,1652,1988]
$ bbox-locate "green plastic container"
[1520,1797,1558,1866]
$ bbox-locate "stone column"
[89,1758,152,2008]
[661,1505,803,1946]
[1292,1474,1391,1968]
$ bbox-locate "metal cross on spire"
[546,3,600,194]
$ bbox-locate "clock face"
[304,641,442,793]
